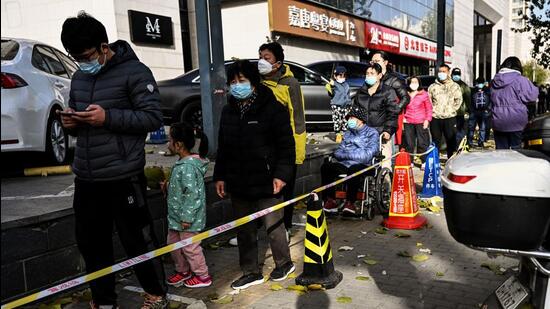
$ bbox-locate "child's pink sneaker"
[166,271,192,287]
[183,275,212,288]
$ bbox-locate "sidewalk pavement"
[36,136,515,309]
[55,164,517,309]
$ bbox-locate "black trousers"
[73,173,167,306]
[494,130,523,149]
[430,118,457,158]
[283,164,298,230]
[455,115,466,145]
[403,123,430,162]
[232,197,291,275]
[321,162,367,202]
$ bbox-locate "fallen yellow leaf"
[307,284,324,290]
[287,285,307,292]
[355,276,370,281]
[210,295,233,304]
[270,283,284,291]
[337,296,353,304]
[412,254,430,262]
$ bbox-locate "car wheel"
[180,101,203,131]
[46,110,68,164]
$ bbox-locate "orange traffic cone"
[383,149,427,229]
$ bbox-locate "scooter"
[440,115,550,308]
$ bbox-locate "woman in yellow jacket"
[258,42,306,238]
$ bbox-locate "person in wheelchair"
[321,105,380,215]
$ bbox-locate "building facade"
[1,0,185,81]
[1,0,535,85]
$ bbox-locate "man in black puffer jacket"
[59,12,167,309]
[371,51,410,146]
[214,60,296,291]
[353,63,399,169]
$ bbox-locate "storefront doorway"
[473,12,493,81]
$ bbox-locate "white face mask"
[258,59,274,75]
[336,77,346,84]
[409,83,419,91]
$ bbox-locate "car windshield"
[1,40,20,61]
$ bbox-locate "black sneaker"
[231,273,264,290]
[270,262,296,281]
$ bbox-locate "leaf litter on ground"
[481,262,506,275]
[337,296,353,304]
[397,250,412,257]
[374,227,388,234]
[338,246,354,251]
[270,283,284,291]
[210,294,233,304]
[394,232,411,238]
[412,254,430,262]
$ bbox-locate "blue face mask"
[477,83,484,89]
[78,54,105,75]
[437,72,448,81]
[365,76,377,86]
[347,118,358,130]
[230,82,253,100]
[452,75,460,82]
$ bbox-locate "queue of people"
[58,11,543,309]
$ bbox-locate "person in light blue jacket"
[326,66,352,142]
[321,105,380,216]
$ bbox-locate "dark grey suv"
[157,60,333,131]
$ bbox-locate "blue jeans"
[467,111,490,145]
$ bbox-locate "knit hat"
[346,105,368,123]
[334,66,347,74]
[451,68,461,76]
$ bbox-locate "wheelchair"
[331,135,393,220]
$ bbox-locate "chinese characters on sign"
[390,166,419,216]
[287,5,355,42]
[365,22,452,62]
[269,0,364,47]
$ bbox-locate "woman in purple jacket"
[490,57,539,149]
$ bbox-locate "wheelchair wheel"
[364,202,375,221]
[376,167,392,216]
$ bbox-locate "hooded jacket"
[262,64,306,164]
[490,69,539,132]
[213,84,295,200]
[68,40,163,181]
[334,124,380,168]
[352,82,399,135]
[327,80,352,107]
[428,78,463,119]
[404,90,433,124]
[167,155,209,232]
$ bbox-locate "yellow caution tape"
[1,146,435,309]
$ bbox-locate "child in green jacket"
[165,123,211,288]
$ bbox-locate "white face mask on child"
[409,83,419,91]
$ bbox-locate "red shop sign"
[365,21,452,63]
[365,21,400,54]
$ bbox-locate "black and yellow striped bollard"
[295,193,343,289]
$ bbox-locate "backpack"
[473,91,489,111]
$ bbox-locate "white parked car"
[1,37,79,164]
